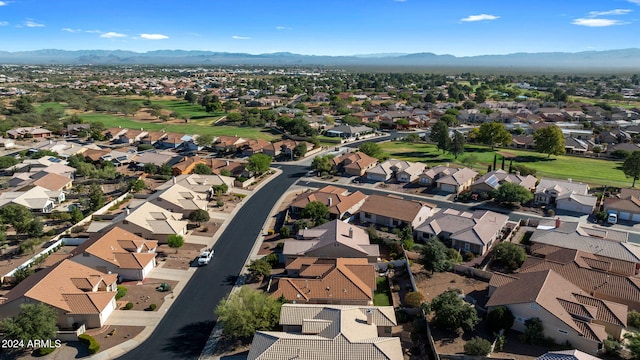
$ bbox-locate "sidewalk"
[77,168,283,360]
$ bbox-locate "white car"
[197,249,214,266]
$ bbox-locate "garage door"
[632,213,640,222]
[440,184,457,193]
[620,212,632,220]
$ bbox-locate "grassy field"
[571,96,640,109]
[80,113,279,140]
[35,102,68,113]
[374,277,392,306]
[128,98,224,122]
[378,141,630,188]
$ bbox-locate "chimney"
[126,208,130,216]
[173,176,177,184]
[366,309,374,325]
[348,227,353,238]
[328,196,332,207]
[555,217,561,228]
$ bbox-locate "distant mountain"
[1,48,640,69]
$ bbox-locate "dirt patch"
[497,151,517,159]
[412,266,489,306]
[85,325,145,352]
[116,278,178,311]
[191,220,221,238]
[157,242,204,270]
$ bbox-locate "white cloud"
[62,28,78,33]
[0,1,7,6]
[275,26,292,31]
[232,35,251,40]
[628,0,640,5]
[100,31,127,38]
[460,14,499,22]
[140,33,168,40]
[572,18,628,26]
[588,9,632,16]
[25,20,44,27]
[0,21,8,26]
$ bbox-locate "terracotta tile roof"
[531,244,636,277]
[71,227,157,270]
[83,148,111,162]
[332,151,378,171]
[487,270,625,342]
[358,194,435,223]
[272,258,375,304]
[63,292,115,315]
[248,304,402,360]
[291,186,367,217]
[1,260,117,313]
[172,156,206,173]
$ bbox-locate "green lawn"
[128,98,224,122]
[374,276,392,306]
[35,102,68,113]
[378,141,630,188]
[80,113,279,141]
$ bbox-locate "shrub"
[147,304,157,311]
[36,346,57,356]
[404,291,425,308]
[216,199,224,207]
[265,253,279,266]
[279,226,291,238]
[124,302,134,310]
[78,333,100,354]
[511,164,537,176]
[486,306,515,334]
[463,251,475,262]
[546,209,555,217]
[629,310,640,329]
[403,238,415,251]
[464,336,492,356]
[115,285,127,300]
[494,334,507,352]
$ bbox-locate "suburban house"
[118,202,188,243]
[534,179,596,214]
[419,166,478,194]
[269,258,376,305]
[519,246,640,311]
[332,151,378,176]
[487,269,627,354]
[290,185,367,220]
[471,169,537,194]
[415,209,510,256]
[207,159,247,177]
[6,126,52,139]
[247,304,402,360]
[133,150,176,168]
[529,220,640,264]
[171,156,206,175]
[114,129,148,144]
[155,132,186,149]
[263,139,298,157]
[156,174,234,197]
[83,148,112,164]
[66,123,91,137]
[70,227,157,281]
[358,194,436,229]
[365,159,425,183]
[147,183,208,217]
[103,127,128,140]
[0,259,118,330]
[214,136,247,153]
[8,171,73,192]
[283,220,380,264]
[325,125,375,139]
[0,185,61,213]
[140,131,168,146]
[241,138,272,156]
[604,188,640,223]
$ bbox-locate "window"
[558,329,568,334]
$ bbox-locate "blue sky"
[1,0,640,56]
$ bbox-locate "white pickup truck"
[197,249,214,266]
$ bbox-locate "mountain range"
[1,49,640,69]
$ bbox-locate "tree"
[293,143,308,158]
[623,150,640,188]
[492,182,533,206]
[431,289,479,332]
[129,179,146,193]
[358,142,382,158]
[440,114,457,127]
[404,291,425,308]
[0,204,35,234]
[629,310,640,329]
[212,184,229,196]
[195,134,215,149]
[188,209,210,225]
[625,332,640,360]
[450,131,465,159]
[247,153,272,175]
[27,217,44,238]
[492,242,526,272]
[247,258,272,280]
[477,122,511,149]
[0,303,57,347]
[301,201,329,225]
[486,306,515,334]
[215,286,282,339]
[420,237,452,274]
[534,125,565,158]
[70,206,84,224]
[311,155,334,174]
[88,183,105,211]
[430,120,450,153]
[167,234,184,253]
[523,317,545,344]
[192,163,213,175]
[184,90,197,104]
[464,337,492,356]
[0,156,19,170]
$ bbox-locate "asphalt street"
[117,164,307,360]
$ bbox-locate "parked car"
[607,212,618,225]
[197,249,214,266]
